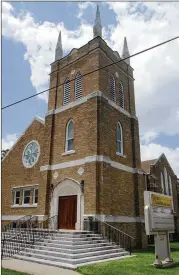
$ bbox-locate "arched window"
[117,122,123,155]
[65,120,74,152]
[75,72,82,100]
[160,172,165,194]
[169,176,173,196]
[63,78,70,105]
[164,167,169,195]
[109,74,116,102]
[119,81,124,108]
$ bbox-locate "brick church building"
[2,6,179,248]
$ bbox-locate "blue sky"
[2,2,179,175]
[2,2,116,136]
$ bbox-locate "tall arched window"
[160,172,165,194]
[75,72,82,100]
[109,74,116,102]
[63,78,70,105]
[164,167,169,195]
[169,176,173,196]
[117,122,123,155]
[65,120,74,152]
[119,81,124,108]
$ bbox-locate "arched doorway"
[50,178,84,230]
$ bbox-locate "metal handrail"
[84,217,135,255]
[95,217,135,239]
[2,215,32,232]
[1,215,58,259]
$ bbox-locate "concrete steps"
[14,251,128,265]
[2,229,130,268]
[28,243,118,254]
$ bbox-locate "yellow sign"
[151,193,172,208]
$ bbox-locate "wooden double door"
[58,195,77,229]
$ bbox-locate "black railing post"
[1,238,5,259]
[129,238,132,255]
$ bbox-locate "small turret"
[55,31,63,61]
[93,5,102,38]
[122,37,130,65]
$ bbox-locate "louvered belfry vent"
[63,78,70,105]
[75,72,83,100]
[119,81,124,108]
[109,75,116,102]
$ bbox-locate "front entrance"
[58,195,77,229]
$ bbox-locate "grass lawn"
[77,242,179,275]
[1,268,29,275]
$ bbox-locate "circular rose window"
[22,141,40,168]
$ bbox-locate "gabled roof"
[141,153,176,177]
[141,159,157,173]
[2,116,45,162]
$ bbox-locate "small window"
[164,168,169,195]
[75,72,82,100]
[23,189,31,205]
[119,81,124,108]
[169,176,173,196]
[33,188,38,204]
[117,122,123,155]
[14,190,20,205]
[160,172,165,194]
[63,78,70,105]
[66,120,74,152]
[109,74,116,102]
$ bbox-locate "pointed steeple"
[55,31,63,61]
[93,5,102,38]
[122,37,130,65]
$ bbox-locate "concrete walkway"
[2,259,80,275]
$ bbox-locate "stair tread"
[23,247,122,257]
[3,229,131,269]
[30,244,118,251]
[18,251,128,262]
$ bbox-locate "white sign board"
[144,191,174,235]
[144,191,175,266]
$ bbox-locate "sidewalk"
[2,259,80,275]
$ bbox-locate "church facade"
[2,6,178,248]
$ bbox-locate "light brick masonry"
[2,34,179,249]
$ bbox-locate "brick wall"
[2,119,46,217]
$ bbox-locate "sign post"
[144,191,175,267]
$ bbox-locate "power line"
[2,35,179,110]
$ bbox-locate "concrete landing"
[2,259,80,275]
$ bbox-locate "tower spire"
[93,5,102,38]
[55,31,63,61]
[122,37,130,65]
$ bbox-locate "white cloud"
[2,2,179,175]
[141,142,179,177]
[2,2,93,102]
[2,134,18,150]
[140,130,159,145]
[77,2,95,19]
[107,2,179,136]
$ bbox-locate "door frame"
[50,178,84,230]
[58,195,77,229]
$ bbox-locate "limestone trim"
[11,204,37,208]
[12,184,39,190]
[83,214,145,223]
[50,178,84,230]
[2,215,48,221]
[40,154,144,175]
[46,91,138,121]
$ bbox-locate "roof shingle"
[141,159,157,173]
